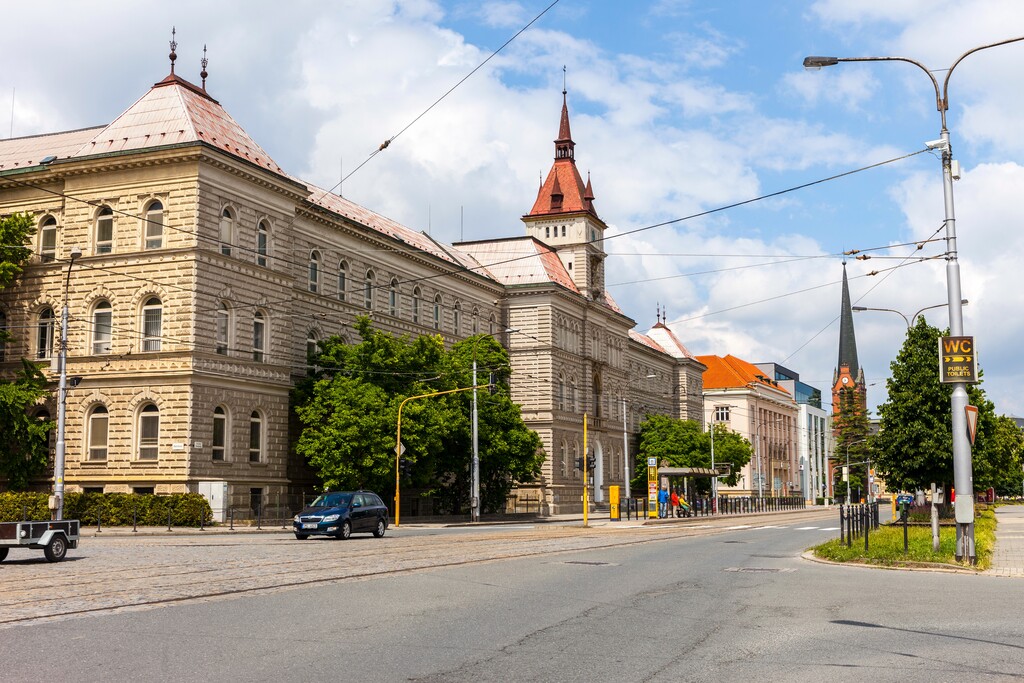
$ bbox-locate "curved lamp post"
[804,36,1024,562]
[853,299,968,330]
[53,245,81,521]
[470,328,517,522]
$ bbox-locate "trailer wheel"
[44,534,67,562]
[0,548,8,563]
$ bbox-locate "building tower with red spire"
[832,262,868,419]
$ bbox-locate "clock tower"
[832,262,867,417]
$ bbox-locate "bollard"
[22,505,27,521]
[167,508,173,532]
[229,506,235,531]
[864,505,870,552]
[199,508,206,531]
[96,511,102,533]
[280,494,287,529]
[133,507,138,533]
[257,504,263,530]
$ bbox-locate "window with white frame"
[453,301,462,335]
[36,307,54,359]
[212,406,228,461]
[389,278,399,317]
[253,310,266,362]
[713,405,731,423]
[141,297,162,352]
[560,440,568,478]
[412,287,421,324]
[144,200,163,249]
[338,261,348,301]
[249,411,263,462]
[39,216,57,262]
[219,207,234,256]
[364,270,374,309]
[256,220,269,267]
[92,301,112,354]
[96,207,113,254]
[88,405,109,461]
[138,404,160,460]
[308,251,321,293]
[433,294,442,330]
[215,301,230,355]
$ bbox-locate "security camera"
[925,139,948,151]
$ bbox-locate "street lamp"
[852,299,968,330]
[53,245,81,521]
[471,328,517,523]
[804,36,1024,562]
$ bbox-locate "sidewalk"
[987,504,1024,578]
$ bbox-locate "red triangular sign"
[965,405,979,445]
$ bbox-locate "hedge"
[0,492,212,527]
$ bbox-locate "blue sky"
[3,0,1024,418]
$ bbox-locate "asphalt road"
[2,510,1022,682]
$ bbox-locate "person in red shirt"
[670,490,680,517]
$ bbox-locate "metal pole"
[583,413,589,528]
[53,247,79,521]
[710,421,717,513]
[472,355,479,522]
[846,444,851,505]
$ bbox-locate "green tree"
[293,318,543,513]
[873,318,1000,494]
[0,212,34,292]
[631,415,750,494]
[0,361,54,490]
[833,386,872,498]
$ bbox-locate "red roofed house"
[698,354,799,497]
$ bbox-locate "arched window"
[95,207,113,254]
[472,307,479,335]
[212,406,228,461]
[256,220,269,267]
[253,310,266,362]
[363,270,375,309]
[88,405,109,461]
[433,294,442,330]
[141,297,162,352]
[489,314,497,335]
[560,440,568,478]
[144,200,163,250]
[556,373,566,411]
[306,330,319,363]
[412,287,421,324]
[569,376,578,412]
[39,217,57,262]
[36,307,54,359]
[215,301,230,355]
[338,261,348,301]
[249,411,263,463]
[453,301,462,336]
[92,301,112,354]
[308,251,321,293]
[219,207,234,256]
[138,404,160,460]
[389,278,399,317]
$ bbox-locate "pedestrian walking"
[658,487,669,518]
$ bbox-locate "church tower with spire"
[522,90,608,300]
[832,262,867,419]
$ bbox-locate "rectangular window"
[40,226,57,262]
[134,486,155,495]
[93,309,112,354]
[145,216,163,249]
[714,406,731,423]
[139,412,159,460]
[142,307,162,352]
[253,316,265,363]
[249,417,262,463]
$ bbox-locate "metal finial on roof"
[201,44,209,89]
[169,27,178,75]
[562,65,567,95]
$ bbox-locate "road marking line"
[820,526,840,531]
[727,525,753,529]
[796,526,820,530]
[759,525,788,529]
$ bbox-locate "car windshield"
[309,493,351,508]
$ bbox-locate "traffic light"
[574,457,585,471]
[488,371,497,395]
[586,454,596,471]
[399,457,411,478]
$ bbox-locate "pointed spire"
[583,172,595,211]
[200,44,209,90]
[554,68,575,162]
[837,262,860,379]
[169,27,178,75]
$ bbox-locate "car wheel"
[294,533,309,540]
[338,520,352,540]
[0,547,8,563]
[373,518,386,538]
[44,534,67,562]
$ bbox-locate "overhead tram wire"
[780,223,946,366]
[309,0,563,204]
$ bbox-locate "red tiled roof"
[697,354,791,397]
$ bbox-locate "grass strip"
[813,508,995,570]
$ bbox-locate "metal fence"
[839,502,880,549]
[622,495,806,520]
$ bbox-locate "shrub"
[0,492,212,526]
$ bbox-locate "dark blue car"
[293,491,389,540]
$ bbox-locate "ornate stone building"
[0,60,704,515]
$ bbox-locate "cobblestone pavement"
[0,509,833,628]
[988,504,1024,578]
